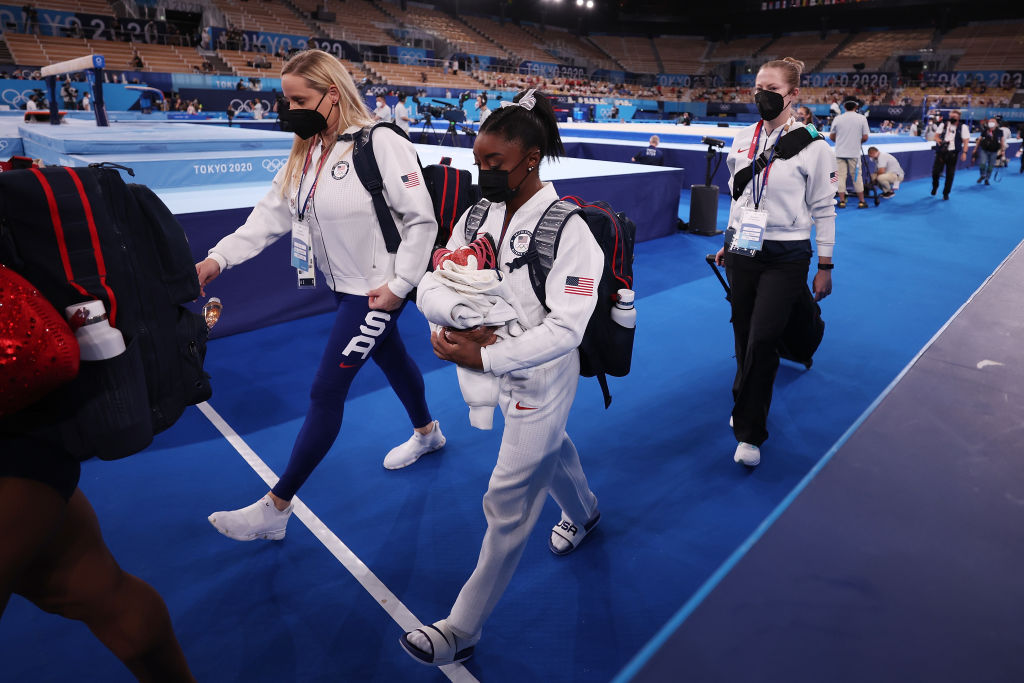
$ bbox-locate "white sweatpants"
[448,350,599,638]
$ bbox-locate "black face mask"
[277,91,330,140]
[754,89,788,121]
[478,153,532,204]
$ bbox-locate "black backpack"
[351,122,476,253]
[465,195,637,408]
[0,164,211,460]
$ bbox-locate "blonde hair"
[650,135,660,145]
[279,49,374,196]
[759,57,805,91]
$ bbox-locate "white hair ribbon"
[499,88,538,111]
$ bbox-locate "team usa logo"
[331,160,350,180]
[510,230,532,257]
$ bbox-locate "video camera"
[412,96,466,123]
[701,136,726,148]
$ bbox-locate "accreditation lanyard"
[297,140,330,221]
[749,121,785,210]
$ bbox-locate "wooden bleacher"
[707,36,773,62]
[529,25,617,71]
[28,0,113,14]
[291,0,397,47]
[364,61,481,90]
[821,29,933,72]
[758,31,850,71]
[217,50,285,79]
[588,35,660,74]
[938,21,1024,71]
[210,0,311,37]
[655,36,709,74]
[460,15,549,62]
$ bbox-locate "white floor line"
[197,401,479,683]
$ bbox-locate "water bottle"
[610,289,636,328]
[64,300,125,361]
[202,297,223,330]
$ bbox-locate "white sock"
[550,532,572,553]
[407,629,430,653]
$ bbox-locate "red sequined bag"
[0,264,80,416]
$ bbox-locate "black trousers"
[725,246,811,447]
[931,149,959,196]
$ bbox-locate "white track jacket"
[207,124,436,298]
[433,183,604,377]
[726,118,837,258]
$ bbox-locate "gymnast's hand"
[431,329,484,370]
[444,326,499,347]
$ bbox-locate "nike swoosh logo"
[339,362,358,368]
[515,402,537,411]
[737,147,749,153]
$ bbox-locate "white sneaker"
[208,494,293,541]
[734,442,761,467]
[383,420,446,470]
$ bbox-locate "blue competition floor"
[3,168,1023,681]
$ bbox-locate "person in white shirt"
[24,94,39,111]
[867,146,904,196]
[81,91,91,111]
[829,99,870,208]
[194,49,446,543]
[393,92,411,134]
[373,94,391,122]
[931,110,970,200]
[251,98,264,120]
[401,89,603,667]
[476,93,491,125]
[714,57,836,468]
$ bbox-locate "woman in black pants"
[714,57,837,467]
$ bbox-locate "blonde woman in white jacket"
[194,50,446,542]
[714,57,837,468]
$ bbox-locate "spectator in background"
[252,98,264,120]
[226,102,236,127]
[81,91,91,111]
[632,135,664,165]
[795,105,817,128]
[909,119,921,137]
[829,100,870,209]
[373,95,391,122]
[131,51,144,70]
[393,93,411,134]
[236,78,245,91]
[475,93,490,125]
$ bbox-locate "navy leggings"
[272,293,432,500]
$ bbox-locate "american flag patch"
[401,171,420,188]
[564,276,594,296]
[829,171,838,184]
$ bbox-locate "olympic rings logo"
[1,89,28,107]
[262,158,285,172]
[231,98,272,113]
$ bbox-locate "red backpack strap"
[29,167,118,325]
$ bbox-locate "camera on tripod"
[701,136,725,148]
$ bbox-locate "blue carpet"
[2,171,1022,682]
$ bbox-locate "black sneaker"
[977,177,985,183]
[931,187,937,196]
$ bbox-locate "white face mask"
[988,121,997,129]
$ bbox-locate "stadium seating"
[758,31,850,71]
[210,0,311,37]
[459,15,550,62]
[527,25,618,71]
[292,0,400,47]
[655,36,710,73]
[707,36,773,62]
[821,29,934,72]
[937,21,1024,70]
[588,35,660,74]
[24,0,113,14]
[363,61,482,90]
